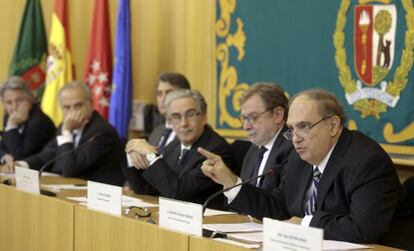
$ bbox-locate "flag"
[9,0,47,97]
[84,0,113,119]
[109,0,132,140]
[41,0,73,125]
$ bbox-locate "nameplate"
[159,197,202,236]
[263,218,323,251]
[15,166,40,195]
[87,181,122,216]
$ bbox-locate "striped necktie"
[305,167,321,215]
[157,127,172,154]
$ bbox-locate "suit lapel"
[316,129,351,208]
[175,126,210,177]
[242,146,260,179]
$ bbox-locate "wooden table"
[0,175,405,251]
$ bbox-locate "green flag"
[9,0,47,98]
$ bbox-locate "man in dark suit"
[0,76,55,172]
[16,81,124,186]
[125,89,233,205]
[198,82,293,206]
[200,89,407,244]
[237,83,293,192]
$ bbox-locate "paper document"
[228,231,263,243]
[214,238,261,249]
[122,195,158,208]
[66,195,158,208]
[204,208,236,216]
[203,222,262,233]
[40,171,61,177]
[323,240,371,250]
[42,184,87,191]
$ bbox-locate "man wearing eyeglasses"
[125,89,233,207]
[199,83,293,201]
[200,89,408,245]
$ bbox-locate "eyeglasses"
[124,206,151,218]
[169,110,201,124]
[239,108,273,124]
[283,116,334,141]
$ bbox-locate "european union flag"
[109,0,132,141]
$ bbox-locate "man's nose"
[243,120,253,130]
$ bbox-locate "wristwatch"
[145,153,158,163]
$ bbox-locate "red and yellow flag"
[84,0,112,119]
[41,0,73,125]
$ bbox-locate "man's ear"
[330,115,341,136]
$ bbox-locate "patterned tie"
[305,167,322,215]
[176,148,189,168]
[157,127,173,154]
[250,146,268,186]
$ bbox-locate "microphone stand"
[202,167,277,215]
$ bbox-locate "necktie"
[250,146,268,186]
[176,148,189,168]
[72,132,78,148]
[305,167,322,215]
[157,128,173,154]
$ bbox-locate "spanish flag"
[41,0,73,125]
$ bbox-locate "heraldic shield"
[354,4,396,86]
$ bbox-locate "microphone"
[38,134,96,197]
[202,165,279,215]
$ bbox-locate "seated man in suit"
[200,89,407,244]
[13,81,124,186]
[0,76,55,172]
[200,83,293,196]
[125,89,233,206]
[123,73,191,190]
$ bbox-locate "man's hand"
[125,139,157,155]
[2,154,14,165]
[0,162,15,174]
[62,108,90,131]
[7,101,30,127]
[197,147,238,189]
[128,152,150,170]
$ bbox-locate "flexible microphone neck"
[202,166,278,215]
[38,135,96,177]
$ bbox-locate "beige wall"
[0,0,214,123]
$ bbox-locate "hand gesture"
[7,100,30,127]
[197,147,238,188]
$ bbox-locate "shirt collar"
[262,127,282,150]
[314,141,337,174]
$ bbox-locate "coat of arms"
[334,0,414,118]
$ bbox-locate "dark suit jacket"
[127,125,234,206]
[143,104,165,135]
[24,111,125,186]
[229,128,405,244]
[240,126,293,191]
[148,123,166,146]
[0,104,55,160]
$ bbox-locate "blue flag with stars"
[109,0,132,141]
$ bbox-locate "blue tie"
[250,146,268,186]
[305,167,321,215]
[157,127,172,154]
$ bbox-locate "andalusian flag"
[9,0,47,98]
[41,0,73,125]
